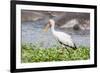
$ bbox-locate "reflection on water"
[21,22,90,48]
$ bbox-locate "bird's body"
[44,19,77,50]
[52,30,74,47]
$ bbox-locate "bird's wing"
[53,31,74,47]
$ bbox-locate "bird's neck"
[51,24,56,33]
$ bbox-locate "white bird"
[43,19,77,50]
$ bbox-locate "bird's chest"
[53,32,68,41]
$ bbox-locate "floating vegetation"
[21,43,90,63]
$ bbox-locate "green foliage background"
[21,43,90,63]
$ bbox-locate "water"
[21,21,90,48]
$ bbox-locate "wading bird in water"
[43,19,77,51]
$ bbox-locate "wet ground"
[21,21,90,48]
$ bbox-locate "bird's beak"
[43,23,50,32]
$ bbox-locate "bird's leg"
[61,45,65,52]
[57,40,64,54]
[65,47,71,58]
[58,44,65,54]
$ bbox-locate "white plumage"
[53,31,74,47]
[44,19,76,49]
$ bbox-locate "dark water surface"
[21,21,90,48]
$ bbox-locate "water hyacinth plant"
[21,43,90,63]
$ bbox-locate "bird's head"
[43,19,55,32]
